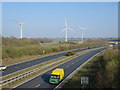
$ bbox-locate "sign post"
[81,76,89,88]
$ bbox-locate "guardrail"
[0,55,74,86]
[53,49,105,90]
[1,47,103,88]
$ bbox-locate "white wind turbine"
[14,20,24,39]
[19,23,24,39]
[79,26,87,42]
[61,18,73,42]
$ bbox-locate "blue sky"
[2,2,118,38]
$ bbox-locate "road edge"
[53,49,105,90]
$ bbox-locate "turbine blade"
[67,27,73,31]
[19,22,24,25]
[78,25,83,30]
[84,27,87,30]
[79,26,87,30]
[80,27,83,30]
[61,28,66,32]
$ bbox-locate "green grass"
[61,46,119,88]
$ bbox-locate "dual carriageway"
[1,46,105,89]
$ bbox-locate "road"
[1,46,100,76]
[15,48,105,89]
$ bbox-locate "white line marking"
[54,49,105,90]
[35,84,41,87]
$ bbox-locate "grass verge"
[60,47,119,88]
[60,52,103,88]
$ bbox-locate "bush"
[66,51,75,56]
[94,48,119,88]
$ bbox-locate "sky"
[2,2,118,38]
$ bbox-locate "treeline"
[94,46,119,88]
[2,37,104,59]
[2,37,53,46]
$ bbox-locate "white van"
[0,65,7,70]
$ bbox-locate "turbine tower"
[61,18,73,42]
[19,23,24,39]
[79,26,87,42]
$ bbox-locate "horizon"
[2,35,118,39]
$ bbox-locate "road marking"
[66,66,69,68]
[35,84,41,87]
[54,48,105,90]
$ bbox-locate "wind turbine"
[19,23,24,39]
[61,18,73,42]
[79,26,87,42]
[13,19,24,39]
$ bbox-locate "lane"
[38,48,104,89]
[1,46,100,76]
[1,52,66,76]
[15,48,105,89]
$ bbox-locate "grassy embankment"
[2,37,106,66]
[61,46,119,88]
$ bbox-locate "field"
[2,37,107,66]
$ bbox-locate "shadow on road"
[41,73,50,83]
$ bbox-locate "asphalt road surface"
[15,48,105,89]
[1,46,100,77]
